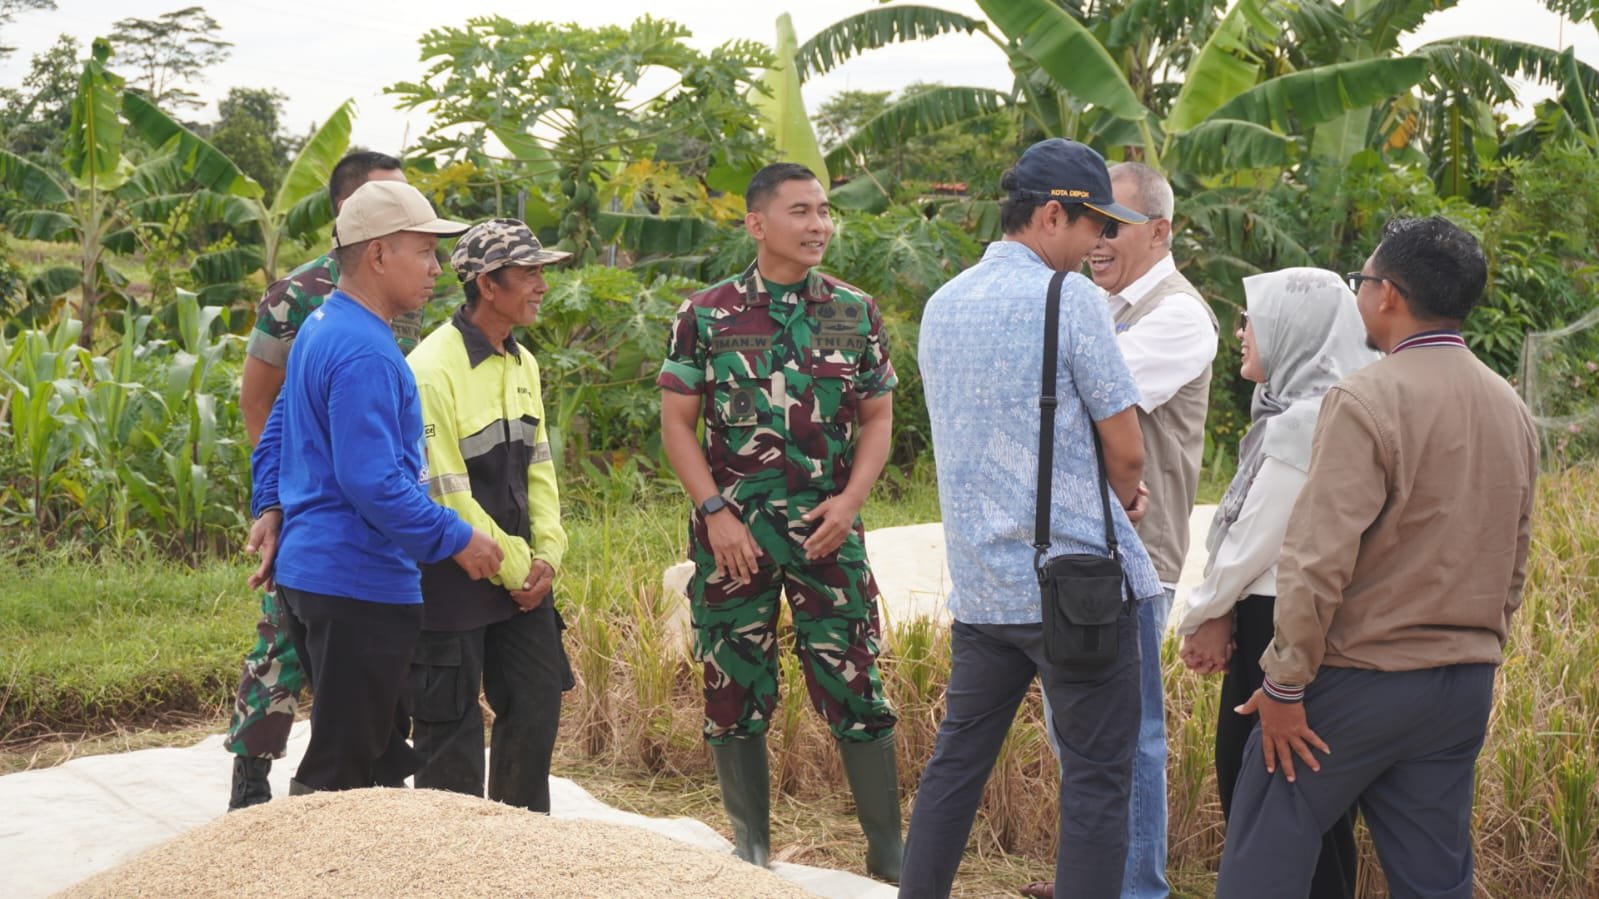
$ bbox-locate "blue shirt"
[919,241,1162,624]
[252,291,473,604]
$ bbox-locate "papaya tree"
[390,15,773,264]
[0,38,258,346]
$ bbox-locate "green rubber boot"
[710,735,771,867]
[839,732,904,883]
[227,756,272,811]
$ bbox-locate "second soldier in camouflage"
[658,162,903,882]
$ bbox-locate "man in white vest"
[1024,162,1218,899]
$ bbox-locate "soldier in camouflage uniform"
[658,162,903,882]
[225,151,411,810]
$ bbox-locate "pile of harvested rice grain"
[61,787,814,898]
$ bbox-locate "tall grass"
[555,464,1599,897]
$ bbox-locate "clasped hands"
[704,492,863,585]
[245,512,508,594]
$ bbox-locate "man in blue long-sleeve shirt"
[247,181,504,793]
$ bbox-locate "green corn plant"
[152,290,239,558]
[0,317,86,538]
[58,311,165,548]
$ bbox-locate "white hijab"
[1211,268,1380,544]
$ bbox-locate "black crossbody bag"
[1033,271,1131,673]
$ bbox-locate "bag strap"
[1033,272,1120,576]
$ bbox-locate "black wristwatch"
[698,494,731,516]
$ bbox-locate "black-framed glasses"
[1238,311,1249,330]
[1099,219,1119,240]
[1345,271,1408,297]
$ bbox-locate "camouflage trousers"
[688,525,896,746]
[223,589,307,759]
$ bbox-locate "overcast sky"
[3,0,1595,153]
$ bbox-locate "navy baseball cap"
[1009,138,1148,224]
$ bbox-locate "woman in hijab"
[1178,267,1380,899]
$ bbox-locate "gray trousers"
[1217,664,1496,899]
[900,609,1141,899]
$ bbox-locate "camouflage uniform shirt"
[246,253,421,365]
[658,262,896,551]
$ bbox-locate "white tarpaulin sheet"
[0,722,896,898]
[2,511,1216,897]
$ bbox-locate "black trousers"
[1216,594,1356,899]
[280,587,424,792]
[408,600,574,812]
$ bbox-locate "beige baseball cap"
[332,180,470,248]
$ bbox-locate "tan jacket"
[1261,343,1538,689]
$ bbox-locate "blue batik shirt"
[919,240,1163,624]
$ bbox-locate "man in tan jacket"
[1216,216,1538,899]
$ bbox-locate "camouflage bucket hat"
[450,218,573,282]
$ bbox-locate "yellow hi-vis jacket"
[408,306,567,631]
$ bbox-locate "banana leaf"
[1207,56,1430,132]
[7,209,77,242]
[65,38,125,191]
[824,87,1008,174]
[755,14,828,183]
[1165,0,1283,132]
[273,99,355,217]
[122,91,261,199]
[0,149,71,206]
[795,5,989,80]
[977,0,1148,121]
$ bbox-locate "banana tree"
[0,38,259,347]
[803,0,1434,177]
[1411,37,1599,196]
[119,97,355,305]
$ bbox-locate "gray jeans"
[900,607,1141,899]
[1217,664,1495,899]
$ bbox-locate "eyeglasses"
[1239,311,1249,329]
[1345,272,1408,297]
[1099,219,1119,240]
